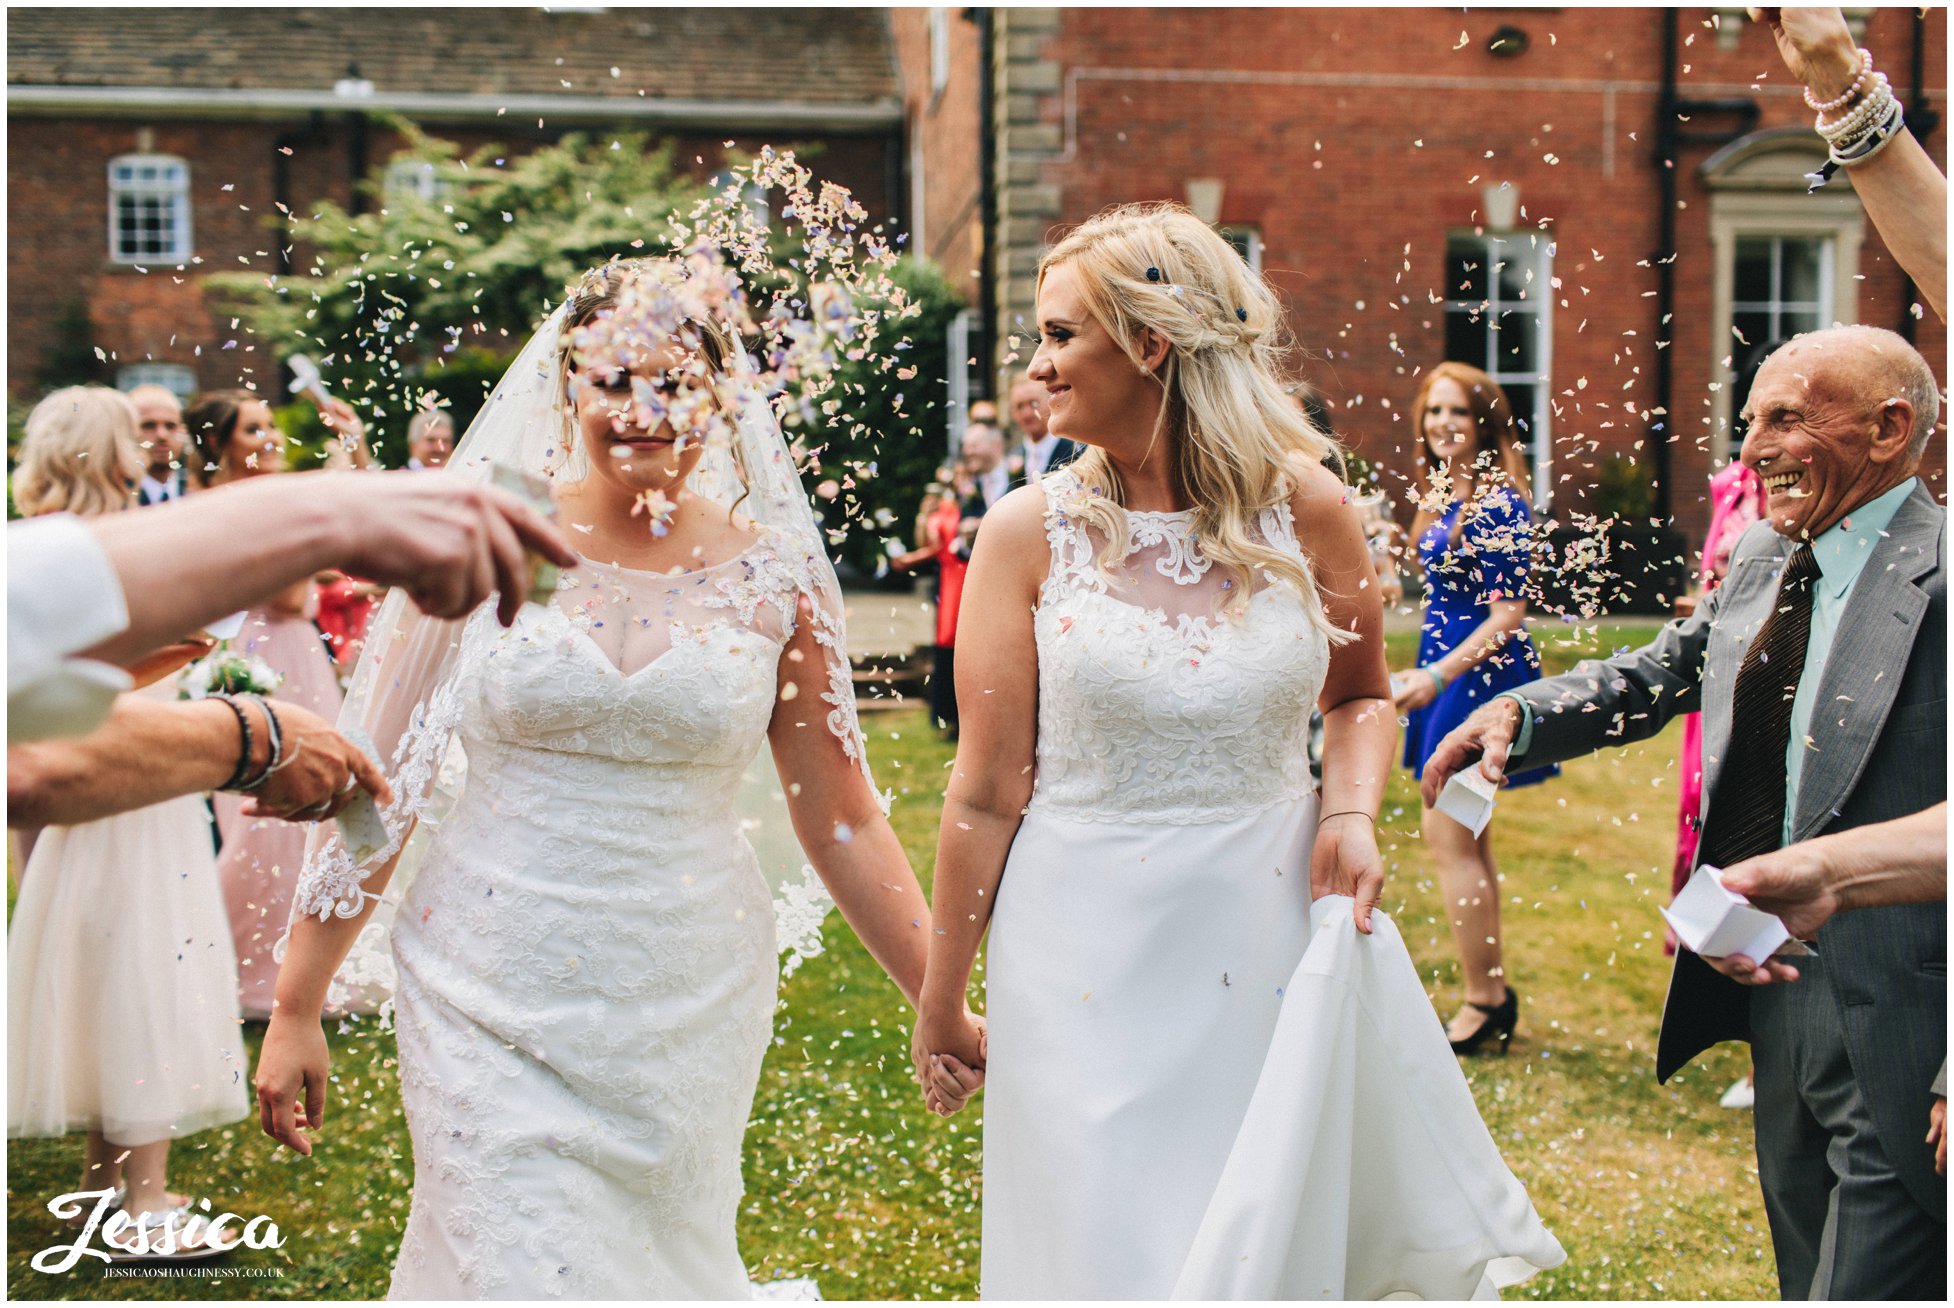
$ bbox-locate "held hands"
[255,1013,330,1156]
[911,1005,987,1117]
[1312,811,1385,934]
[1419,697,1522,809]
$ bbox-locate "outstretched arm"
[82,470,577,667]
[1754,6,1947,320]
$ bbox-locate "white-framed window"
[108,154,191,264]
[117,363,198,400]
[384,160,447,204]
[1703,131,1864,457]
[1731,234,1832,346]
[1221,226,1263,275]
[1444,230,1554,499]
[929,8,951,96]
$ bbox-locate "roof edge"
[6,84,903,132]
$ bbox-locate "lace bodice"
[1030,470,1331,823]
[292,527,855,965]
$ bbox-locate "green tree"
[215,128,964,577]
[212,128,713,462]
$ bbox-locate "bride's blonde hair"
[1037,202,1352,643]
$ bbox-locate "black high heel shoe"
[1448,986,1518,1055]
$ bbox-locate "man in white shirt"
[1010,377,1081,482]
[129,385,189,504]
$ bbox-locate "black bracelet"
[209,693,256,791]
[235,693,282,791]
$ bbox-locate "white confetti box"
[1660,864,1807,960]
[1435,765,1499,837]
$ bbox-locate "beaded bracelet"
[1804,46,1874,115]
[1817,73,1893,144]
[209,693,257,791]
[234,693,284,791]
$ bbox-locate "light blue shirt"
[1782,476,1918,843]
[1501,477,1919,846]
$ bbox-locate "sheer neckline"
[572,527,772,582]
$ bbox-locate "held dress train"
[979,469,1564,1299]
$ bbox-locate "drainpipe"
[1651,8,1680,523]
[976,6,997,401]
[273,111,328,275]
[1897,10,1940,342]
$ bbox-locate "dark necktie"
[1699,544,1821,867]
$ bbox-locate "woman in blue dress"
[1392,362,1556,1054]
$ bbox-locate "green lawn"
[8,618,1777,1299]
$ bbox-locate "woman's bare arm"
[916,487,1047,1056]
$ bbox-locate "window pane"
[1780,238,1824,305]
[1494,253,1536,306]
[1447,249,1486,301]
[1733,238,1774,303]
[1491,309,1537,372]
[1779,307,1823,336]
[1501,382,1538,451]
[1732,309,1773,352]
[1445,308,1488,369]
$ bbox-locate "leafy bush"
[1591,452,1655,523]
[210,126,715,439]
[805,257,964,579]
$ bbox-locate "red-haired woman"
[1392,362,1556,1054]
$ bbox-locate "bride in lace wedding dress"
[913,205,1563,1298]
[255,260,963,1299]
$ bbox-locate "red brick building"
[7,7,904,401]
[898,6,1947,549]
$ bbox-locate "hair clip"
[1236,308,1248,322]
[1146,267,1162,283]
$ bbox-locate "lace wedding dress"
[979,469,1564,1299]
[301,531,836,1299]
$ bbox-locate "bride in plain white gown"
[913,204,1564,1299]
[254,258,969,1299]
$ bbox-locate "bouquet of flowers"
[178,644,284,700]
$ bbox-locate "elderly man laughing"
[1423,325,1945,1300]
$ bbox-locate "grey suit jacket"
[1510,481,1946,1218]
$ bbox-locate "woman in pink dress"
[187,390,346,1018]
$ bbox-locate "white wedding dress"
[307,534,836,1299]
[980,469,1564,1299]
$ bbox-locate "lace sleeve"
[289,593,479,927]
[714,531,887,977]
